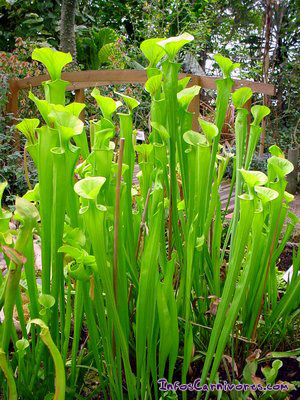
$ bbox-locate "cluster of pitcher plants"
[0,33,299,399]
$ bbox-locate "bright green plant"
[0,37,298,400]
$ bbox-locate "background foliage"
[0,0,299,203]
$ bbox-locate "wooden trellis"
[6,69,275,149]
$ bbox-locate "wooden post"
[189,75,200,131]
[74,88,85,122]
[6,79,20,150]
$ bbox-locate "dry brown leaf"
[251,375,264,385]
[222,354,238,375]
[246,349,262,363]
[206,296,221,316]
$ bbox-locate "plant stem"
[0,349,17,400]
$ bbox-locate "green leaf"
[32,47,72,81]
[287,211,299,225]
[151,122,169,142]
[183,130,207,146]
[198,119,218,145]
[74,177,106,200]
[65,102,86,117]
[16,118,39,144]
[140,38,166,67]
[23,183,40,202]
[28,91,53,125]
[58,245,83,260]
[91,88,121,119]
[14,197,39,224]
[268,156,294,179]
[195,235,205,251]
[254,186,279,203]
[243,360,258,385]
[0,181,8,206]
[48,110,84,140]
[269,144,284,158]
[177,85,201,110]
[232,87,253,109]
[261,359,283,385]
[239,169,268,188]
[178,76,191,91]
[214,54,240,78]
[38,294,55,309]
[157,33,194,60]
[63,225,86,248]
[96,27,118,47]
[266,349,300,359]
[145,74,162,96]
[98,42,114,65]
[284,191,294,204]
[115,91,139,111]
[251,105,270,125]
[135,143,153,162]
[16,338,29,352]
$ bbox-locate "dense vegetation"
[0,1,299,399]
[0,36,299,399]
[0,0,299,203]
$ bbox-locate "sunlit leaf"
[177,85,201,110]
[49,110,84,140]
[178,76,191,91]
[29,91,53,125]
[58,245,83,260]
[16,338,29,352]
[91,88,121,119]
[65,102,86,117]
[232,87,253,109]
[284,191,294,204]
[151,122,169,142]
[115,91,139,111]
[140,38,166,67]
[251,105,270,125]
[145,74,162,96]
[268,156,294,179]
[183,130,207,146]
[39,294,55,309]
[32,47,72,80]
[214,54,240,78]
[157,33,194,60]
[14,197,40,224]
[254,186,279,202]
[0,181,8,206]
[16,118,39,144]
[269,144,284,158]
[198,119,218,145]
[239,169,268,188]
[23,184,40,202]
[74,176,106,200]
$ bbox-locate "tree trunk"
[259,0,272,157]
[60,0,77,62]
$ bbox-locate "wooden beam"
[197,75,275,96]
[13,70,275,96]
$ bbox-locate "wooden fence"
[6,70,275,150]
